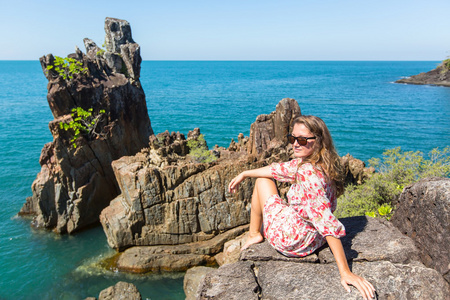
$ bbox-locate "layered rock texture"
[188,216,450,300]
[19,18,153,233]
[395,61,450,87]
[99,98,301,251]
[391,177,450,283]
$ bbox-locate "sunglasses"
[287,134,316,146]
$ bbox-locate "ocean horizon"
[0,60,449,299]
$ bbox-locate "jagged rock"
[193,216,450,299]
[97,281,142,300]
[340,154,375,185]
[103,18,141,81]
[99,97,299,251]
[391,177,450,283]
[184,266,216,300]
[395,62,450,87]
[19,18,152,234]
[100,152,264,250]
[247,98,301,157]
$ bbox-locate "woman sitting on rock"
[228,115,375,300]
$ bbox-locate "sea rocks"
[100,151,264,250]
[391,177,450,283]
[192,216,450,299]
[247,97,301,157]
[92,281,142,300]
[99,100,296,251]
[395,61,450,87]
[19,17,153,233]
[340,153,375,185]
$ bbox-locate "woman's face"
[291,123,316,159]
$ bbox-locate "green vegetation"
[59,107,106,148]
[46,56,88,80]
[187,134,217,163]
[335,147,450,219]
[442,58,450,71]
[96,49,105,56]
[365,203,393,220]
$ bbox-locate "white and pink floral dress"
[263,158,346,257]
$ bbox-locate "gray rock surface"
[391,177,450,283]
[193,216,450,299]
[19,17,152,234]
[98,281,142,300]
[184,266,215,300]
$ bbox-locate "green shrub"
[443,58,450,71]
[46,56,88,80]
[335,146,450,218]
[59,107,106,148]
[187,134,217,163]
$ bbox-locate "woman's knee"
[255,178,278,198]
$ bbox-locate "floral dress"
[263,158,346,257]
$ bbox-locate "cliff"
[19,18,153,233]
[395,60,450,87]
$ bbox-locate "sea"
[0,60,449,299]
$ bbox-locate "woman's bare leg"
[242,178,278,250]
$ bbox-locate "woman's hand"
[340,271,375,300]
[325,236,375,299]
[228,172,246,193]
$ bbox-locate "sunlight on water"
[0,60,448,299]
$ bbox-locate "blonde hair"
[292,115,344,196]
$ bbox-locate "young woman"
[228,115,375,300]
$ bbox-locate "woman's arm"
[325,236,375,300]
[228,165,272,193]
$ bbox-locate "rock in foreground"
[190,216,450,299]
[391,177,450,283]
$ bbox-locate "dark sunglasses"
[287,134,316,145]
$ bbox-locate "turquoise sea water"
[0,61,449,299]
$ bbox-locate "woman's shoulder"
[298,162,326,179]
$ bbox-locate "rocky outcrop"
[247,98,301,157]
[189,216,450,299]
[99,99,300,251]
[85,281,142,300]
[19,18,153,233]
[340,153,375,185]
[395,61,450,87]
[391,177,450,283]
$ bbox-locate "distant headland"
[395,59,450,87]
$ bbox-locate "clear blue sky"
[2,0,450,60]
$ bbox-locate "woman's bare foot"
[241,232,264,251]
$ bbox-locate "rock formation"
[188,216,450,299]
[395,60,450,87]
[85,281,142,300]
[19,17,153,233]
[391,177,450,283]
[99,98,301,251]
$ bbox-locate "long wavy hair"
[292,115,344,196]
